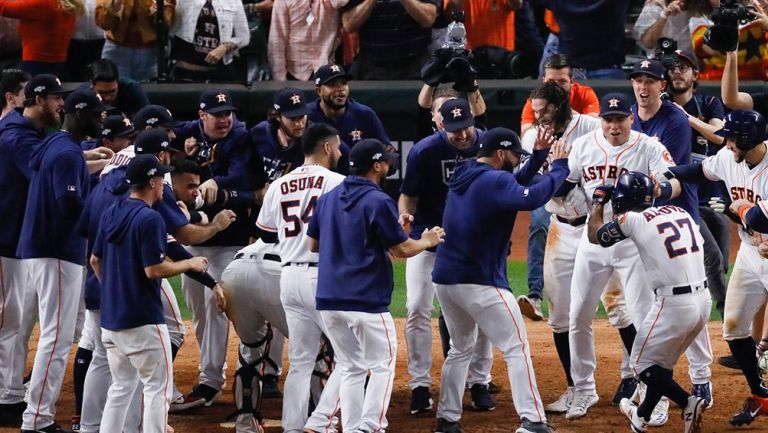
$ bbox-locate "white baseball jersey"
[521,112,602,160]
[615,205,706,289]
[256,165,344,265]
[101,145,173,184]
[567,130,675,220]
[702,146,768,246]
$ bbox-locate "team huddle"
[2,53,768,433]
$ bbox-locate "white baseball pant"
[435,283,546,424]
[405,250,492,389]
[722,245,768,341]
[0,256,28,404]
[21,258,83,431]
[320,310,396,433]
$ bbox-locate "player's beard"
[670,79,692,95]
[42,105,62,129]
[323,93,346,111]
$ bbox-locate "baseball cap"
[273,87,309,118]
[125,154,173,185]
[24,74,67,99]
[675,50,699,70]
[314,64,352,86]
[63,89,110,114]
[199,88,238,114]
[349,139,399,171]
[101,115,135,139]
[478,127,529,156]
[440,98,474,133]
[134,129,181,154]
[133,105,183,129]
[599,92,633,118]
[629,59,666,80]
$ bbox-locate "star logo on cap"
[290,94,302,105]
[608,98,620,108]
[330,65,341,72]
[350,129,362,141]
[451,107,462,118]
[216,93,227,103]
[640,60,651,69]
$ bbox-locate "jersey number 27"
[280,196,318,237]
[656,218,700,258]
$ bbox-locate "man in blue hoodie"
[90,155,208,433]
[17,88,106,433]
[0,73,67,426]
[307,139,445,433]
[431,127,570,433]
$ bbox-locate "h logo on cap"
[608,98,619,108]
[640,60,651,69]
[216,93,227,103]
[330,65,341,72]
[451,107,463,118]
[290,94,302,105]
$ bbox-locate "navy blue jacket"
[18,131,90,265]
[0,110,43,257]
[307,99,391,146]
[249,120,307,183]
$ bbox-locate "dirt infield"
[0,318,752,433]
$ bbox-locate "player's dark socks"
[73,347,93,415]
[172,343,180,361]
[727,337,768,397]
[438,314,451,359]
[638,365,689,409]
[617,325,637,355]
[553,331,573,386]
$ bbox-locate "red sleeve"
[573,83,600,115]
[521,98,534,126]
[0,0,52,19]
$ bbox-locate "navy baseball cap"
[314,64,352,86]
[133,105,183,129]
[273,87,309,118]
[675,50,699,70]
[24,74,67,99]
[479,127,529,156]
[349,139,399,171]
[199,88,237,114]
[125,154,173,185]
[101,115,135,139]
[440,98,474,133]
[63,89,110,114]
[600,92,633,118]
[134,129,180,154]
[630,59,666,80]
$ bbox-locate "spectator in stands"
[171,0,250,82]
[244,0,274,14]
[0,69,30,119]
[692,0,768,80]
[67,0,105,82]
[633,0,694,55]
[549,0,629,79]
[0,17,21,70]
[0,0,84,79]
[267,0,345,81]
[538,8,560,77]
[96,0,175,82]
[81,59,150,119]
[342,0,439,80]
[521,54,599,135]
[446,0,517,51]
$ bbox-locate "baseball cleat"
[647,396,669,427]
[0,401,26,426]
[169,383,221,412]
[691,382,713,409]
[410,386,433,414]
[620,398,648,433]
[729,395,768,426]
[683,396,707,433]
[545,386,574,413]
[487,381,502,394]
[261,374,282,399]
[612,377,639,406]
[20,423,72,433]
[565,390,598,420]
[470,384,496,411]
[434,417,465,433]
[517,295,544,321]
[515,417,554,433]
[717,355,741,370]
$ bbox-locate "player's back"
[257,165,344,264]
[621,204,706,290]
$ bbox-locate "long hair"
[529,81,571,130]
[58,0,85,16]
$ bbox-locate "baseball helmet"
[714,109,767,151]
[611,171,654,215]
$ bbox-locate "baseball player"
[255,123,346,433]
[559,92,676,421]
[399,98,497,413]
[662,109,768,426]
[0,68,30,120]
[586,171,709,433]
[90,154,209,433]
[431,127,568,433]
[308,139,445,433]
[17,89,106,433]
[0,74,66,427]
[518,81,639,413]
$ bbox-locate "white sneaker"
[647,396,669,427]
[620,398,648,433]
[565,390,599,420]
[517,295,544,321]
[683,396,707,433]
[546,387,574,413]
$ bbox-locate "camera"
[705,0,756,52]
[653,37,678,70]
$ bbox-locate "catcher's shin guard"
[309,334,335,413]
[228,325,278,433]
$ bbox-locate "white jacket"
[171,0,250,65]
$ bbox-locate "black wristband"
[189,210,203,224]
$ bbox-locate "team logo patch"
[75,102,87,110]
[349,129,362,141]
[290,94,302,105]
[441,159,461,185]
[330,65,341,72]
[146,117,159,125]
[451,107,463,118]
[122,118,132,127]
[34,85,45,93]
[372,152,382,161]
[640,60,651,69]
[67,185,76,192]
[608,98,619,108]
[147,168,157,176]
[216,93,227,103]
